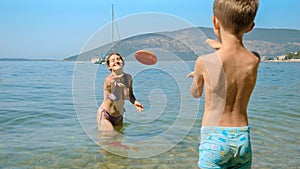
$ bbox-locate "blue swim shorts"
[198,126,252,169]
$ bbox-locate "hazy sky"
[1,0,299,59]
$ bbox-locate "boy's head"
[213,0,259,36]
[106,52,124,71]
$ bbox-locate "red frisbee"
[134,50,157,65]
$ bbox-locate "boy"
[97,52,144,131]
[187,0,260,168]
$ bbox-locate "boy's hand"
[134,101,144,112]
[186,71,194,78]
[206,39,222,50]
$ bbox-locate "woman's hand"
[134,101,144,112]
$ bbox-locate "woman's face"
[108,54,124,71]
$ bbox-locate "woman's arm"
[128,75,144,112]
[103,76,112,98]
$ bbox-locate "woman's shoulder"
[123,72,132,79]
[104,73,113,83]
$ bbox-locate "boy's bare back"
[191,0,260,167]
[194,46,260,127]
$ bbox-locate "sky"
[0,0,300,60]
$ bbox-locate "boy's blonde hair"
[213,0,259,35]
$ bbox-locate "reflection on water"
[0,61,299,168]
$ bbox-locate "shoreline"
[263,59,300,62]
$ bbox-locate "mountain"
[64,27,300,61]
[244,28,300,57]
[0,58,57,61]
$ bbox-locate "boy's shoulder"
[252,51,261,59]
[197,52,221,65]
[197,52,217,59]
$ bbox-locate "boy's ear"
[212,16,221,40]
[246,22,255,33]
[212,16,220,30]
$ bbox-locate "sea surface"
[0,61,299,168]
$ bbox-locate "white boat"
[75,61,84,64]
[91,57,106,64]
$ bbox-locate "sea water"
[0,61,299,168]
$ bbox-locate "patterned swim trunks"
[198,126,252,169]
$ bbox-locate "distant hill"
[0,58,56,61]
[245,28,300,43]
[64,27,300,61]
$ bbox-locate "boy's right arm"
[189,59,204,98]
[206,39,222,50]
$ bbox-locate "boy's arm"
[206,39,222,50]
[188,59,204,98]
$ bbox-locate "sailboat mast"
[112,4,114,45]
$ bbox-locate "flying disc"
[134,50,157,65]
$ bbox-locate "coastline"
[263,59,300,62]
